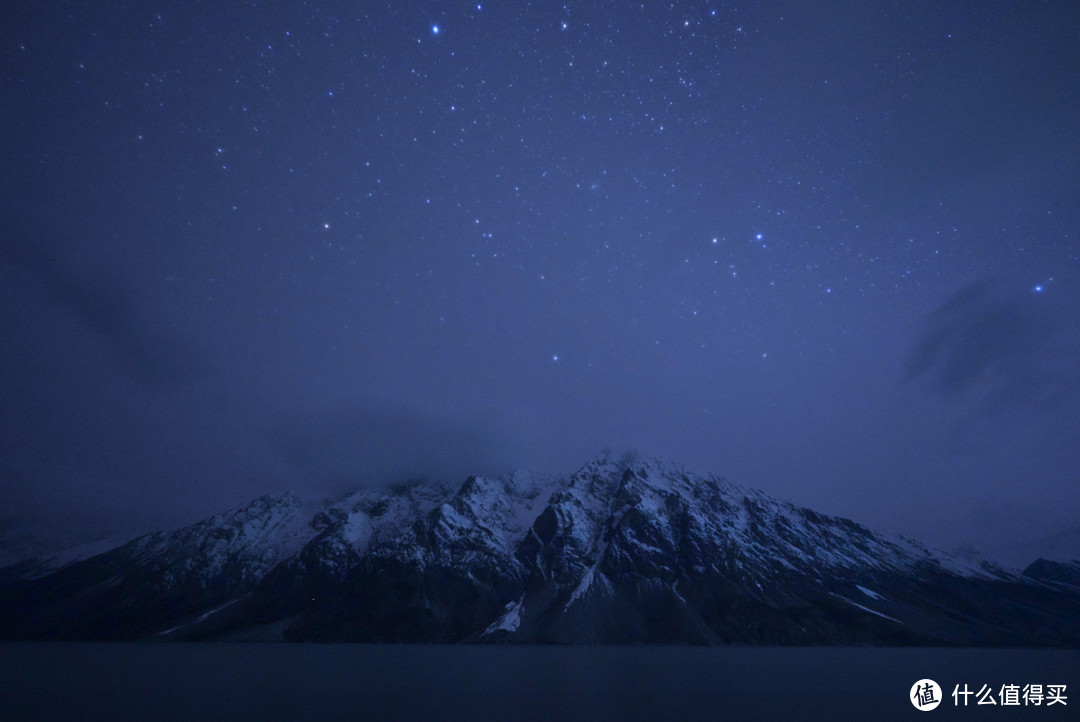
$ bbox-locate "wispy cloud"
[0,223,200,384]
[905,277,1080,442]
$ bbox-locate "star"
[7,0,1073,580]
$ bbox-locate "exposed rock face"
[2,458,1079,645]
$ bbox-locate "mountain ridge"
[2,455,1078,645]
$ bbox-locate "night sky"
[2,1,1079,561]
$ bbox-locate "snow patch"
[484,597,524,634]
[566,565,597,608]
[735,499,751,533]
[341,511,373,548]
[564,542,612,611]
[832,593,903,624]
[158,598,240,636]
[856,585,884,600]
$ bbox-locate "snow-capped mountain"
[2,456,1078,645]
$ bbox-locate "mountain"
[2,456,1079,645]
[1023,558,1080,591]
[990,524,1080,569]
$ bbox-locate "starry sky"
[2,0,1079,561]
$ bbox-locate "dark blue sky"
[2,0,1078,559]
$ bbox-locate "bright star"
[431,25,440,35]
[1033,284,1044,293]
[552,354,560,362]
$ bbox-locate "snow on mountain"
[484,596,525,635]
[286,479,454,577]
[1,455,1077,645]
[120,492,318,587]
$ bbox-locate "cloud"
[905,280,1044,397]
[0,222,200,384]
[905,277,1080,434]
[265,400,515,492]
